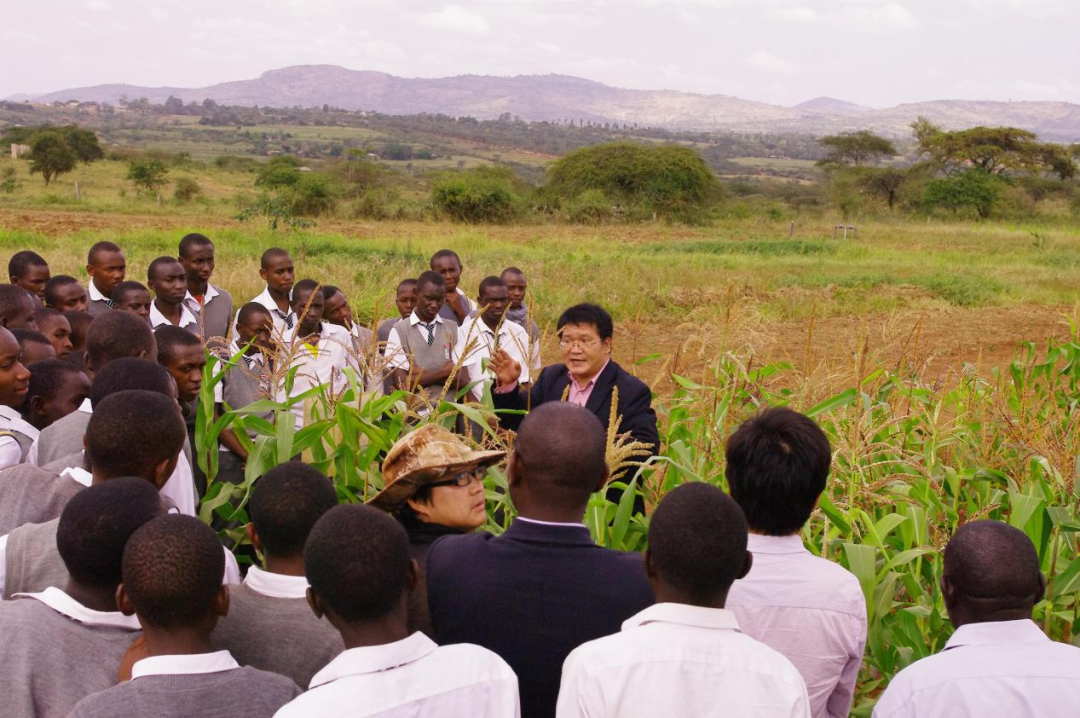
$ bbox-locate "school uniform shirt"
[455,315,532,401]
[214,342,272,455]
[556,602,810,718]
[185,284,233,341]
[274,631,520,717]
[872,619,1080,718]
[70,650,301,718]
[0,404,39,469]
[726,533,867,718]
[384,312,460,414]
[245,286,296,337]
[0,587,141,718]
[85,280,113,317]
[149,300,202,335]
[437,288,478,326]
[281,322,350,426]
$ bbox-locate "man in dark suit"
[488,302,659,452]
[426,402,654,718]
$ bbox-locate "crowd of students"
[0,237,1078,717]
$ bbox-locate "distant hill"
[17,65,1080,141]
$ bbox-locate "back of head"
[944,520,1043,618]
[155,324,202,366]
[305,504,410,622]
[556,303,613,340]
[8,250,47,280]
[89,358,173,408]
[123,514,224,629]
[57,477,163,587]
[250,463,338,559]
[649,483,747,604]
[27,358,84,403]
[0,284,33,321]
[64,310,92,348]
[85,310,156,370]
[86,390,186,480]
[725,407,832,536]
[513,402,608,512]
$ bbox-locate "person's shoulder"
[68,681,134,717]
[0,462,56,482]
[233,665,303,695]
[41,451,85,474]
[610,362,650,392]
[430,642,517,679]
[429,531,494,558]
[212,284,233,301]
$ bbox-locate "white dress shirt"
[87,280,110,305]
[384,312,456,372]
[149,300,201,331]
[245,286,295,337]
[281,322,350,426]
[873,619,1080,718]
[133,650,240,680]
[556,602,811,718]
[16,586,142,629]
[0,405,38,470]
[455,315,532,401]
[274,631,520,717]
[243,566,308,599]
[184,284,221,320]
[727,533,867,718]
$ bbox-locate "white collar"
[87,280,110,303]
[184,284,220,305]
[254,286,295,318]
[516,516,585,529]
[77,397,93,414]
[227,341,265,367]
[746,533,809,555]
[286,321,336,345]
[61,465,93,487]
[244,566,309,599]
[944,619,1048,651]
[409,310,443,327]
[0,405,39,440]
[623,602,743,633]
[149,300,199,329]
[132,650,240,680]
[16,586,141,630]
[309,632,437,689]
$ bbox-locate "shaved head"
[943,520,1045,624]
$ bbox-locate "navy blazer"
[492,360,660,455]
[427,519,654,718]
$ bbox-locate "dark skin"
[83,400,182,485]
[114,288,152,322]
[20,340,55,366]
[3,293,39,331]
[395,284,417,319]
[260,255,295,314]
[501,271,527,310]
[164,344,207,404]
[38,313,74,360]
[291,287,325,339]
[506,446,609,524]
[389,281,465,392]
[307,561,419,650]
[83,332,157,380]
[478,284,510,331]
[323,290,353,331]
[49,283,88,312]
[117,583,230,657]
[179,243,215,298]
[644,548,752,610]
[245,524,304,577]
[940,568,1046,628]
[217,310,274,461]
[431,255,469,323]
[13,264,50,302]
[148,261,190,326]
[0,329,30,408]
[27,370,91,431]
[87,249,126,298]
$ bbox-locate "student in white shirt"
[873,520,1080,718]
[147,257,201,334]
[110,281,153,323]
[430,249,477,325]
[725,407,867,718]
[281,280,350,425]
[0,326,34,468]
[274,503,519,717]
[500,267,542,372]
[322,284,378,385]
[456,276,532,402]
[557,482,810,718]
[84,241,127,317]
[241,248,296,337]
[179,233,234,342]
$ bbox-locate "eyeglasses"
[559,337,601,350]
[429,466,486,488]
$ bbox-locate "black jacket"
[427,519,654,718]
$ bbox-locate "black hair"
[500,266,526,279]
[430,249,461,267]
[321,285,343,301]
[305,504,410,622]
[122,514,224,629]
[945,520,1044,611]
[178,233,213,258]
[725,407,832,536]
[260,247,291,269]
[478,276,506,298]
[556,303,613,341]
[9,250,47,280]
[514,402,607,504]
[293,278,320,297]
[237,302,272,326]
[415,270,445,293]
[45,275,81,306]
[32,306,64,326]
[111,280,149,304]
[155,324,202,366]
[87,241,123,265]
[147,255,182,283]
[649,483,748,603]
[11,328,50,349]
[57,477,163,587]
[86,390,186,479]
[89,358,173,408]
[397,278,418,291]
[63,310,92,349]
[0,284,34,321]
[85,311,155,369]
[26,359,85,407]
[250,463,338,559]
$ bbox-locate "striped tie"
[277,310,294,330]
[423,322,436,346]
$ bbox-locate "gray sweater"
[0,464,82,536]
[3,518,67,599]
[0,595,141,718]
[69,666,301,718]
[35,409,90,467]
[192,285,234,343]
[210,581,344,688]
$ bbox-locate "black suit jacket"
[493,360,660,455]
[427,520,654,718]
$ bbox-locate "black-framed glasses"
[429,466,486,488]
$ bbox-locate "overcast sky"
[2,0,1077,107]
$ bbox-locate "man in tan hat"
[370,423,505,635]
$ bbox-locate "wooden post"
[74,181,81,202]
[157,192,162,208]
[789,221,795,237]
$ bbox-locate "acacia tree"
[911,117,1076,179]
[127,159,170,194]
[816,131,897,168]
[28,131,77,186]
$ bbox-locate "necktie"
[277,310,294,330]
[423,322,436,346]
[104,298,115,308]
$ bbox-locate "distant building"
[10,144,30,159]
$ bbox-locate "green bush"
[430,167,524,223]
[255,156,303,190]
[173,176,202,203]
[0,167,18,194]
[565,189,613,224]
[286,173,339,216]
[922,169,1004,219]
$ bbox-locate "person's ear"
[405,497,432,522]
[940,573,955,606]
[601,337,613,355]
[1036,571,1047,603]
[592,463,611,494]
[212,585,230,618]
[116,584,135,616]
[405,558,420,594]
[507,450,524,488]
[738,550,753,580]
[245,523,262,556]
[83,351,94,374]
[643,548,656,581]
[307,587,325,620]
[151,456,174,490]
[259,267,268,282]
[29,395,46,419]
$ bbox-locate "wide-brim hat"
[368,424,506,512]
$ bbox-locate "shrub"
[922,169,1003,219]
[286,173,339,216]
[0,167,18,194]
[255,156,303,190]
[127,159,170,193]
[565,189,613,224]
[431,167,524,223]
[173,176,202,203]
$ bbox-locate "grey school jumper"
[3,518,67,599]
[390,318,459,405]
[0,595,141,718]
[211,581,344,688]
[69,666,301,718]
[0,465,82,536]
[35,409,90,467]
[186,285,234,342]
